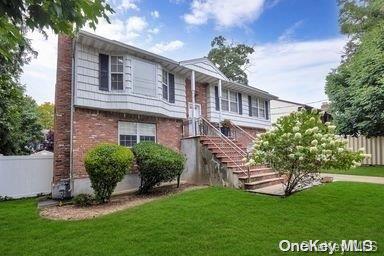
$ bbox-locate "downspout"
[218,79,222,126]
[69,35,77,194]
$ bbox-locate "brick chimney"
[52,34,73,198]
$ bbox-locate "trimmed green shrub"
[73,194,94,207]
[132,142,185,194]
[84,143,134,203]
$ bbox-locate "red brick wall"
[236,126,266,148]
[53,35,73,183]
[72,108,183,178]
[185,79,208,118]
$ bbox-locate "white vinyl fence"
[344,135,384,165]
[0,154,53,198]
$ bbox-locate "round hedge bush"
[84,143,134,203]
[132,142,185,193]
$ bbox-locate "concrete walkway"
[249,173,384,196]
[321,173,384,185]
[248,184,285,196]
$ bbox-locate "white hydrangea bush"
[250,108,367,195]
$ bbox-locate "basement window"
[118,122,156,147]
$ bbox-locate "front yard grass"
[1,182,383,255]
[324,165,384,177]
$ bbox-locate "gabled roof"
[180,58,229,81]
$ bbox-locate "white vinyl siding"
[132,58,157,97]
[118,122,156,147]
[74,43,187,119]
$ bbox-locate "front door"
[188,103,201,136]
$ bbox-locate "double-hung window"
[111,56,124,90]
[119,122,156,147]
[259,99,266,118]
[229,91,238,113]
[162,69,175,103]
[249,96,268,119]
[221,89,229,111]
[162,69,169,100]
[221,89,238,113]
[251,97,259,117]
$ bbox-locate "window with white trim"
[229,91,238,113]
[251,97,259,117]
[132,58,157,97]
[221,89,229,111]
[259,99,266,118]
[221,88,238,113]
[118,122,156,147]
[162,69,169,100]
[111,56,124,90]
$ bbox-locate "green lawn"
[1,183,383,255]
[324,166,384,177]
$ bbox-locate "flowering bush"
[249,109,367,195]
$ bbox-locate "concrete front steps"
[200,136,283,190]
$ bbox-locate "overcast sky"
[21,0,345,107]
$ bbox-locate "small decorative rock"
[321,176,334,183]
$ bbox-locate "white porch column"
[191,70,196,136]
[218,79,222,125]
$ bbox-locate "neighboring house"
[270,99,332,124]
[53,31,278,198]
[270,99,312,124]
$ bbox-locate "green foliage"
[132,142,185,194]
[0,85,43,155]
[338,0,384,58]
[37,102,54,129]
[324,165,384,177]
[0,0,112,154]
[250,109,366,195]
[73,194,94,207]
[0,184,384,255]
[0,0,113,61]
[84,143,134,203]
[208,36,254,85]
[326,0,384,137]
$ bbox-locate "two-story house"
[53,31,280,198]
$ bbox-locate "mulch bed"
[40,183,206,221]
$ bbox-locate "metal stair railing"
[196,117,250,178]
[229,120,256,141]
[198,117,246,157]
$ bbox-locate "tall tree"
[0,0,113,154]
[0,0,113,61]
[208,36,254,85]
[325,0,384,137]
[0,86,43,155]
[37,102,54,130]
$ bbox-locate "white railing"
[229,120,256,142]
[198,117,246,157]
[185,117,251,178]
